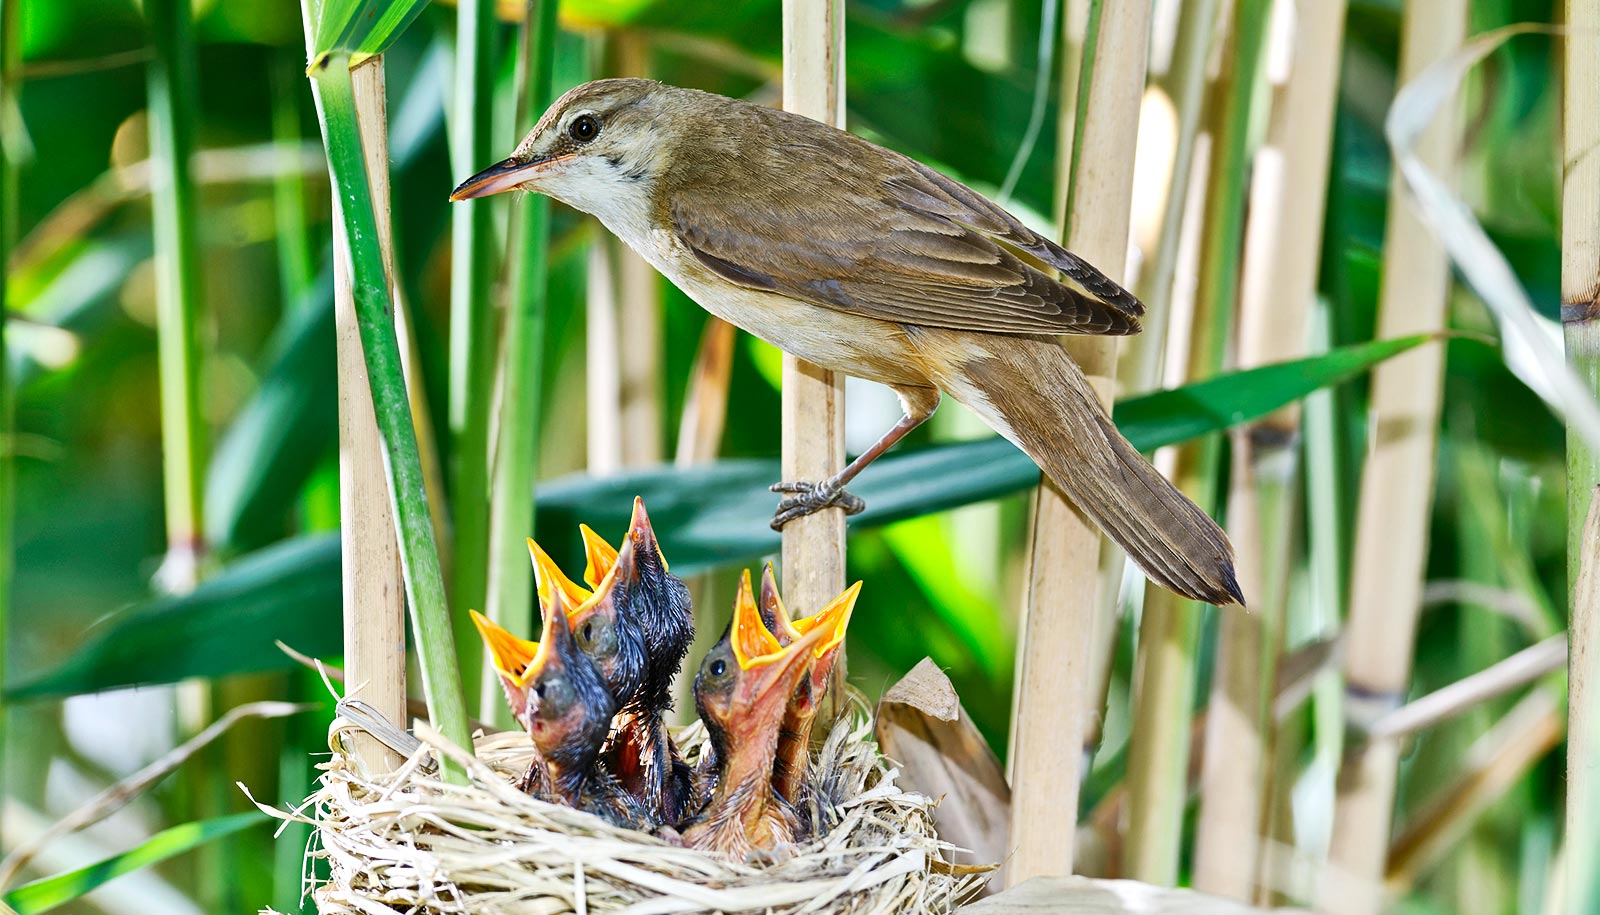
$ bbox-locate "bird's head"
[449,78,676,216]
[522,591,618,766]
[693,570,828,761]
[528,537,645,704]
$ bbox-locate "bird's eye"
[710,659,726,677]
[582,622,593,642]
[569,114,599,143]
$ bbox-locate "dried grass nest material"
[268,703,991,914]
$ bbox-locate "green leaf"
[4,336,1434,699]
[3,813,264,914]
[310,0,432,67]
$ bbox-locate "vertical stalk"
[272,53,316,306]
[0,0,18,829]
[1006,0,1148,885]
[482,0,558,724]
[1325,0,1466,910]
[144,0,207,591]
[1563,0,1600,912]
[1193,0,1347,899]
[309,53,472,782]
[780,0,848,701]
[1124,0,1270,885]
[449,0,499,677]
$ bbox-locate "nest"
[266,701,990,914]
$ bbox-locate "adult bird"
[451,79,1243,606]
[682,579,831,858]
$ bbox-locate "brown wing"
[667,115,1142,337]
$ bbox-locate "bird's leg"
[770,386,939,530]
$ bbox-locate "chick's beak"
[449,155,545,201]
[758,563,801,643]
[626,497,669,575]
[528,538,592,617]
[794,581,861,697]
[730,573,829,722]
[578,524,619,589]
[470,609,540,686]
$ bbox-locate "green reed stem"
[481,0,558,724]
[310,57,472,781]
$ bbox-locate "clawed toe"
[768,480,866,530]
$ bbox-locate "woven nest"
[266,700,990,914]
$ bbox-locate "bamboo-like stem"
[1569,491,1600,914]
[448,0,499,679]
[482,0,558,725]
[1122,0,1269,886]
[1122,0,1221,397]
[779,0,847,702]
[1193,0,1347,898]
[1564,0,1600,908]
[309,52,472,782]
[144,0,207,592]
[1006,0,1148,885]
[1324,2,1465,909]
[1384,687,1564,894]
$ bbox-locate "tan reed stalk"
[779,0,848,706]
[1006,0,1150,885]
[1192,0,1347,899]
[1324,2,1466,910]
[1122,0,1269,885]
[329,58,407,771]
[586,33,663,474]
[1563,0,1600,909]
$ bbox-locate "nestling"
[452,79,1243,606]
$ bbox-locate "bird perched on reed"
[682,581,831,859]
[470,605,646,828]
[450,78,1243,606]
[753,565,859,806]
[529,499,694,825]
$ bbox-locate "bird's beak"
[758,563,802,643]
[527,538,593,618]
[578,524,618,590]
[794,580,861,697]
[731,571,828,717]
[470,609,541,724]
[626,496,669,574]
[449,155,549,201]
[567,533,630,632]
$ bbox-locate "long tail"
[920,332,1243,606]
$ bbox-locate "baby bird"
[545,499,697,825]
[682,578,830,859]
[470,608,552,796]
[755,566,859,805]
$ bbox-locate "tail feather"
[926,334,1242,606]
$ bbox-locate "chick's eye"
[709,659,726,677]
[569,114,599,142]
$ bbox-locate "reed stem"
[482,0,558,725]
[448,0,500,679]
[144,0,207,591]
[310,54,472,782]
[779,0,848,709]
[1123,0,1270,886]
[1193,0,1348,898]
[1007,0,1147,884]
[1325,1,1465,908]
[0,0,18,824]
[1562,1,1600,911]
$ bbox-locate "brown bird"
[451,79,1242,606]
[753,565,858,805]
[682,579,831,858]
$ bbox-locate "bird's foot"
[769,479,865,530]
